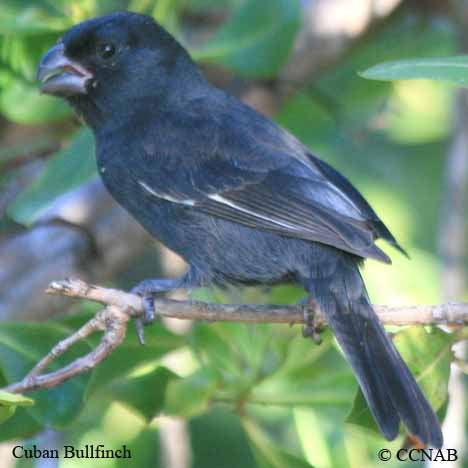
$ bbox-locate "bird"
[37,11,442,447]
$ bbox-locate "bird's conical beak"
[37,42,93,97]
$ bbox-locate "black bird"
[37,12,442,446]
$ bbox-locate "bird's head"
[37,12,200,128]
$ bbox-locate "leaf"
[246,333,357,421]
[191,0,301,77]
[313,16,455,125]
[242,417,314,468]
[86,325,184,396]
[346,389,380,435]
[360,56,468,87]
[0,79,71,124]
[250,369,355,409]
[0,31,64,85]
[189,407,257,468]
[190,324,244,379]
[8,128,97,225]
[0,408,43,442]
[278,25,452,254]
[0,322,92,429]
[394,327,453,409]
[110,366,178,422]
[114,426,162,468]
[0,390,34,424]
[0,4,70,35]
[0,406,16,425]
[190,321,274,384]
[164,367,219,418]
[347,327,453,433]
[151,0,184,34]
[188,288,283,391]
[294,408,351,468]
[0,390,34,406]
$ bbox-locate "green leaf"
[190,321,273,385]
[347,327,453,433]
[250,369,355,409]
[0,408,43,442]
[110,366,178,422]
[0,390,34,406]
[190,324,243,378]
[0,79,71,124]
[0,322,92,429]
[243,417,314,468]
[191,0,301,77]
[0,4,70,35]
[86,325,185,396]
[360,56,468,86]
[0,405,16,425]
[165,367,219,418]
[0,390,34,424]
[278,16,454,256]
[395,327,453,409]
[190,407,257,468]
[249,335,356,417]
[8,128,97,225]
[151,0,184,34]
[346,389,379,435]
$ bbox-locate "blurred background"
[0,0,466,467]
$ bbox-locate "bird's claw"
[134,295,156,345]
[142,296,155,323]
[135,318,146,345]
[302,301,323,345]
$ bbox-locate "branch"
[2,278,468,395]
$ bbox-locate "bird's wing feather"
[133,97,393,262]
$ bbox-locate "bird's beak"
[37,42,93,97]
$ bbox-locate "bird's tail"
[304,252,443,447]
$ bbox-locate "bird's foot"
[301,298,323,345]
[130,278,180,345]
[133,296,156,345]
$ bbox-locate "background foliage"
[0,1,465,467]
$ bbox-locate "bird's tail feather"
[305,254,442,447]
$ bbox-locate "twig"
[2,303,129,394]
[1,277,467,395]
[45,278,468,326]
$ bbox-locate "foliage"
[0,391,33,425]
[191,0,301,77]
[0,1,463,468]
[8,128,96,224]
[361,55,468,87]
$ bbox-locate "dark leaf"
[0,322,91,428]
[192,0,301,77]
[164,367,219,418]
[8,129,96,225]
[110,366,178,421]
[243,417,314,468]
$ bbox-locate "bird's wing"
[133,98,397,263]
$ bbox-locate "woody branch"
[2,277,467,395]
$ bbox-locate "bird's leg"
[131,277,184,344]
[301,297,323,345]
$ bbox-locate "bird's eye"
[98,43,116,59]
